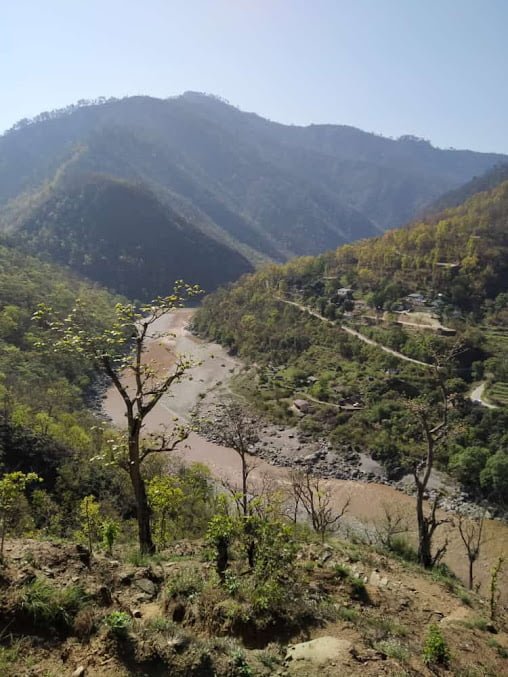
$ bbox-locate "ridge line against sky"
[2,0,507,154]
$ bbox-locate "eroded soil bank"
[103,309,508,601]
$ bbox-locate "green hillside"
[0,238,133,521]
[194,182,508,503]
[424,162,508,215]
[12,173,253,299]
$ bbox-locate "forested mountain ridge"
[0,236,132,514]
[323,179,508,309]
[423,162,508,216]
[194,181,508,502]
[1,92,505,266]
[10,173,253,299]
[198,179,508,322]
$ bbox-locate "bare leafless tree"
[457,511,486,590]
[211,401,259,518]
[290,470,350,542]
[408,344,462,568]
[374,503,409,551]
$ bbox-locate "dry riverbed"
[103,309,508,601]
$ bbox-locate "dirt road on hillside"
[470,381,498,409]
[277,297,431,368]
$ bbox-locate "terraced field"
[482,326,508,407]
[488,381,508,406]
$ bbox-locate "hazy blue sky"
[2,0,507,152]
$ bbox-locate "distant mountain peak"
[0,92,506,299]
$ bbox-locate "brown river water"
[103,309,507,602]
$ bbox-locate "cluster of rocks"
[396,480,505,520]
[196,408,507,521]
[252,442,387,484]
[437,493,505,520]
[195,411,392,485]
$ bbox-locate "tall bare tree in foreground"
[34,282,201,554]
[409,344,461,568]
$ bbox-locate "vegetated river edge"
[102,308,508,601]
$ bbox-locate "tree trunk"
[240,452,248,517]
[134,475,155,555]
[247,540,255,568]
[129,433,155,555]
[469,558,474,591]
[0,514,5,562]
[86,504,93,555]
[217,537,229,581]
[416,489,432,568]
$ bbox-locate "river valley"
[103,308,508,601]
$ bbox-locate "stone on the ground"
[285,636,353,667]
[134,578,157,597]
[369,570,389,587]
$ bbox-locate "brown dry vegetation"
[0,537,506,676]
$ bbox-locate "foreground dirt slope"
[0,538,506,676]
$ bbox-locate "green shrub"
[126,548,165,567]
[20,579,88,630]
[230,648,253,677]
[337,606,359,623]
[367,616,408,638]
[146,616,177,634]
[431,564,459,593]
[224,570,240,596]
[422,623,450,666]
[104,611,131,639]
[487,638,508,659]
[166,568,204,600]
[101,518,120,555]
[0,642,22,675]
[390,536,417,562]
[458,590,472,606]
[257,646,282,670]
[462,616,489,631]
[374,639,410,662]
[350,576,370,603]
[334,563,352,580]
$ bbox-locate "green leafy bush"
[230,648,253,676]
[101,518,120,555]
[389,536,418,562]
[104,611,131,639]
[422,623,450,666]
[334,563,352,580]
[374,639,410,662]
[349,576,370,603]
